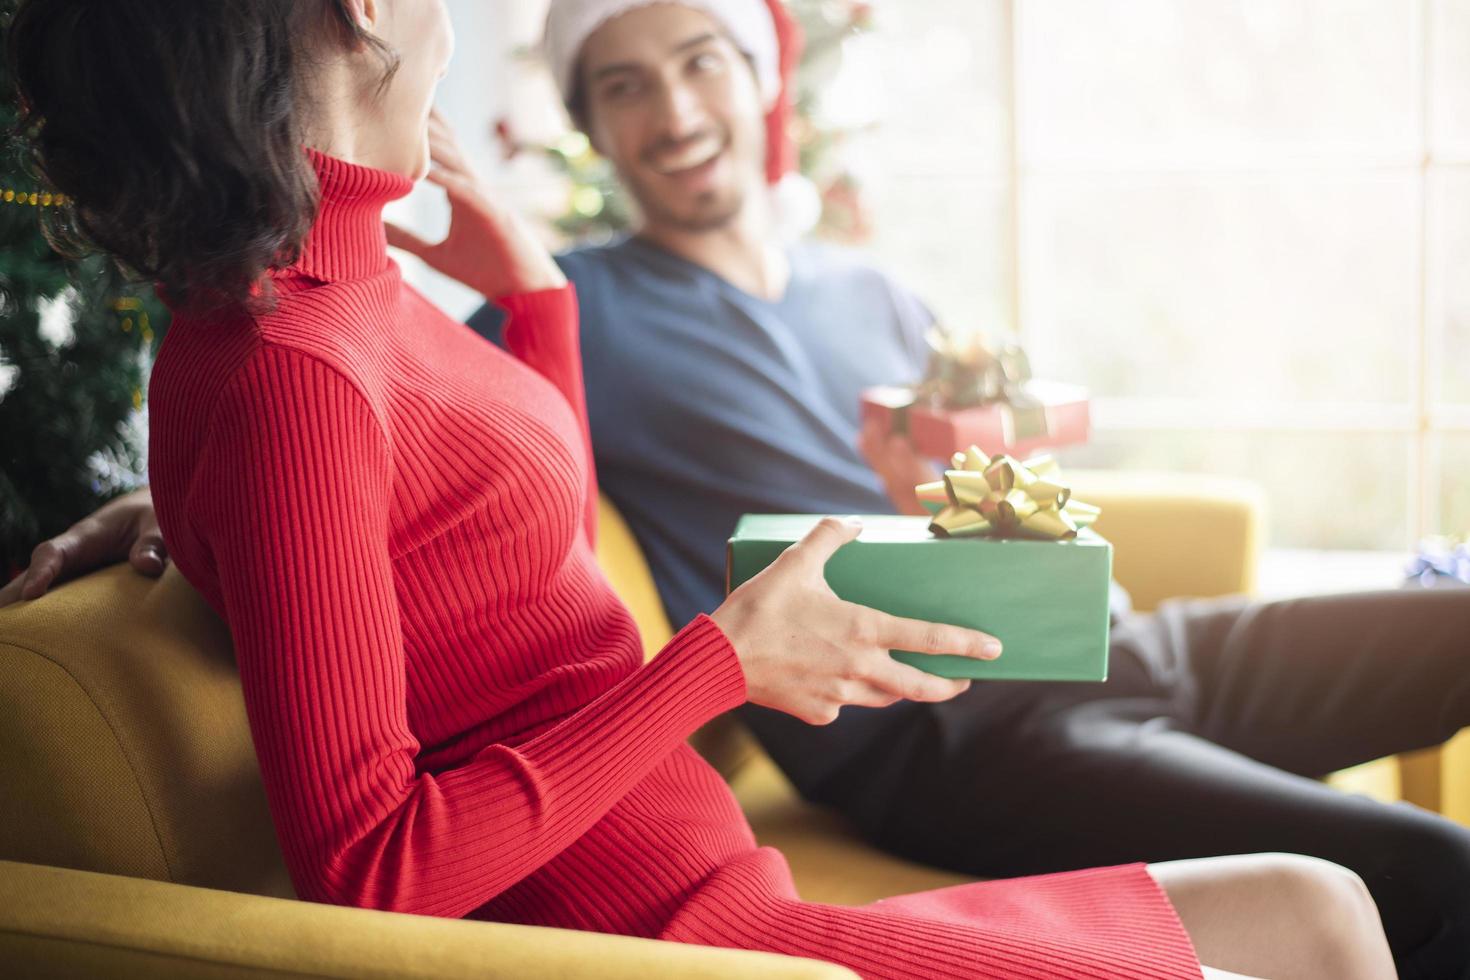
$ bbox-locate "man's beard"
[625,128,748,233]
[633,180,746,234]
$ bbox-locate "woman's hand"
[857,416,941,517]
[712,516,1002,725]
[385,109,566,298]
[0,489,168,608]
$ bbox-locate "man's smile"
[646,134,726,177]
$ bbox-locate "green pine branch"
[0,0,168,573]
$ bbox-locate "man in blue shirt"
[477,2,1470,976]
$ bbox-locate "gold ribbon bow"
[916,328,1030,405]
[915,327,1050,441]
[916,446,1101,540]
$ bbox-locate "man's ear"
[585,116,608,158]
[570,71,606,156]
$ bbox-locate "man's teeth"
[654,145,720,175]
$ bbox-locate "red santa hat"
[543,0,803,186]
[761,0,803,186]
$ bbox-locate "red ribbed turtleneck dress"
[146,150,1203,978]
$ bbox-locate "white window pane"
[1441,434,1470,535]
[1436,169,1470,403]
[1020,0,1420,166]
[867,0,1009,175]
[863,176,1011,333]
[1025,175,1419,405]
[1060,430,1412,550]
[1434,0,1470,156]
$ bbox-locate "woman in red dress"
[7,1,1394,977]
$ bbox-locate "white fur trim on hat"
[544,0,780,110]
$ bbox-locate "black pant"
[746,588,1470,980]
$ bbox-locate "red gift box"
[862,381,1091,461]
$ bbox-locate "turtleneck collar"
[290,148,415,284]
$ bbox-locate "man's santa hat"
[543,0,805,187]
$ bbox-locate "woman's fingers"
[0,531,69,602]
[0,489,164,608]
[426,119,467,160]
[833,681,904,712]
[802,671,963,724]
[793,687,892,726]
[427,107,461,147]
[420,166,519,248]
[868,608,1002,661]
[422,163,462,192]
[426,113,475,180]
[18,561,56,600]
[427,131,473,180]
[19,535,74,600]
[783,515,863,572]
[860,655,972,704]
[424,164,491,213]
[128,534,169,577]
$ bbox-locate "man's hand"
[857,416,941,517]
[0,489,167,608]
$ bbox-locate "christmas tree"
[0,0,167,576]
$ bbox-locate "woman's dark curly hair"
[7,0,399,313]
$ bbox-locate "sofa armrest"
[0,860,857,980]
[1067,470,1266,611]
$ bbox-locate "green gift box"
[726,514,1112,681]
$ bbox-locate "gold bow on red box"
[914,328,1049,440]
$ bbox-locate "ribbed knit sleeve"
[499,285,599,547]
[194,343,746,918]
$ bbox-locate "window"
[859,0,1469,550]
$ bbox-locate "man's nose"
[653,78,707,138]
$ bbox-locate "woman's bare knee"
[1149,853,1394,980]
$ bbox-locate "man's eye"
[601,79,640,101]
[690,51,724,73]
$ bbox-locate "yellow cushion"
[0,566,291,897]
[596,496,674,655]
[734,754,971,905]
[1068,469,1265,612]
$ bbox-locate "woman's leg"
[1150,853,1396,980]
[873,596,1470,977]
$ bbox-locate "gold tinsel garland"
[2,178,151,417]
[1,186,68,207]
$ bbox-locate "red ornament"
[492,118,522,161]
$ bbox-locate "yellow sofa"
[1,471,1278,975]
